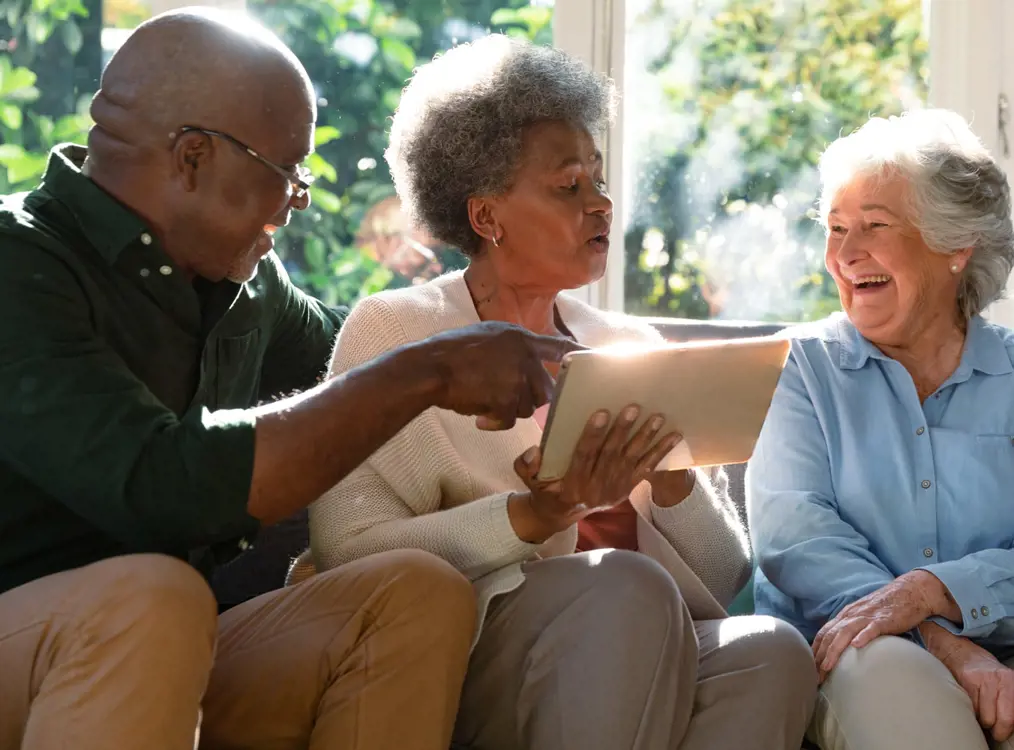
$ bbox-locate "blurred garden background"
[1,0,928,321]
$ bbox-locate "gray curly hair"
[818,109,1014,319]
[385,34,617,256]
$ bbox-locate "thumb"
[514,446,542,482]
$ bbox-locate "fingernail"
[593,411,609,427]
[650,415,664,430]
[522,446,538,465]
[623,405,639,421]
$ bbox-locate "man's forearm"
[247,343,439,525]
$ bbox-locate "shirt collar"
[836,312,1013,376]
[38,144,150,264]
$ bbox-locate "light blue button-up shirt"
[747,313,1014,647]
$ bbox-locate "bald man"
[0,9,579,750]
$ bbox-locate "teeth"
[852,274,891,285]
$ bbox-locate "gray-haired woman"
[297,34,816,750]
[748,109,1014,749]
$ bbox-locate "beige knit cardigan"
[295,271,752,635]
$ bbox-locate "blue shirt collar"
[836,313,1013,376]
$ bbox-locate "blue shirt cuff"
[918,561,1003,639]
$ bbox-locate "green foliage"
[0,0,95,192]
[625,0,928,321]
[249,0,550,305]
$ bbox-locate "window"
[3,0,1010,325]
[1,0,554,308]
[620,0,928,323]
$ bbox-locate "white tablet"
[536,336,791,481]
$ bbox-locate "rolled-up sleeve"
[0,245,259,551]
[747,350,894,626]
[919,550,1014,640]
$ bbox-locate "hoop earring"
[491,233,501,248]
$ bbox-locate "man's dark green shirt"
[0,145,345,595]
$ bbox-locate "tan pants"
[810,635,1014,750]
[0,549,475,750]
[454,550,818,750]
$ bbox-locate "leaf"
[313,125,342,147]
[490,8,520,25]
[380,37,415,72]
[61,18,82,54]
[385,16,422,40]
[0,104,22,130]
[0,65,39,102]
[0,144,26,161]
[50,113,91,143]
[311,186,342,214]
[307,151,338,183]
[25,13,52,45]
[304,236,328,272]
[2,150,49,186]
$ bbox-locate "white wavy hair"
[818,108,1014,319]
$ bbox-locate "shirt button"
[972,609,980,619]
[981,606,990,617]
[921,479,932,489]
[140,232,152,245]
[139,268,150,278]
[159,265,173,276]
[923,547,934,558]
[916,426,925,435]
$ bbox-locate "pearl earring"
[950,263,960,273]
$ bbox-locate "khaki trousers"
[0,549,475,750]
[810,635,1014,750]
[453,550,818,750]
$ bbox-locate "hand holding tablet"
[536,336,790,482]
[509,403,682,543]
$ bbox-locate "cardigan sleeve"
[648,466,753,607]
[308,294,539,581]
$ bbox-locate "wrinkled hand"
[921,622,1014,742]
[813,571,948,682]
[509,405,680,542]
[422,321,584,430]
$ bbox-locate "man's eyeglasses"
[177,126,315,199]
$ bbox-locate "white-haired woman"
[296,34,817,750]
[748,108,1014,750]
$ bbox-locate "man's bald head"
[83,8,318,286]
[90,7,315,158]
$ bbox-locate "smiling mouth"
[851,274,892,290]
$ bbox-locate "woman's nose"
[835,230,867,266]
[587,185,613,215]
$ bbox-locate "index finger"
[525,333,588,362]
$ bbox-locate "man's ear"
[467,195,501,245]
[170,131,213,192]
